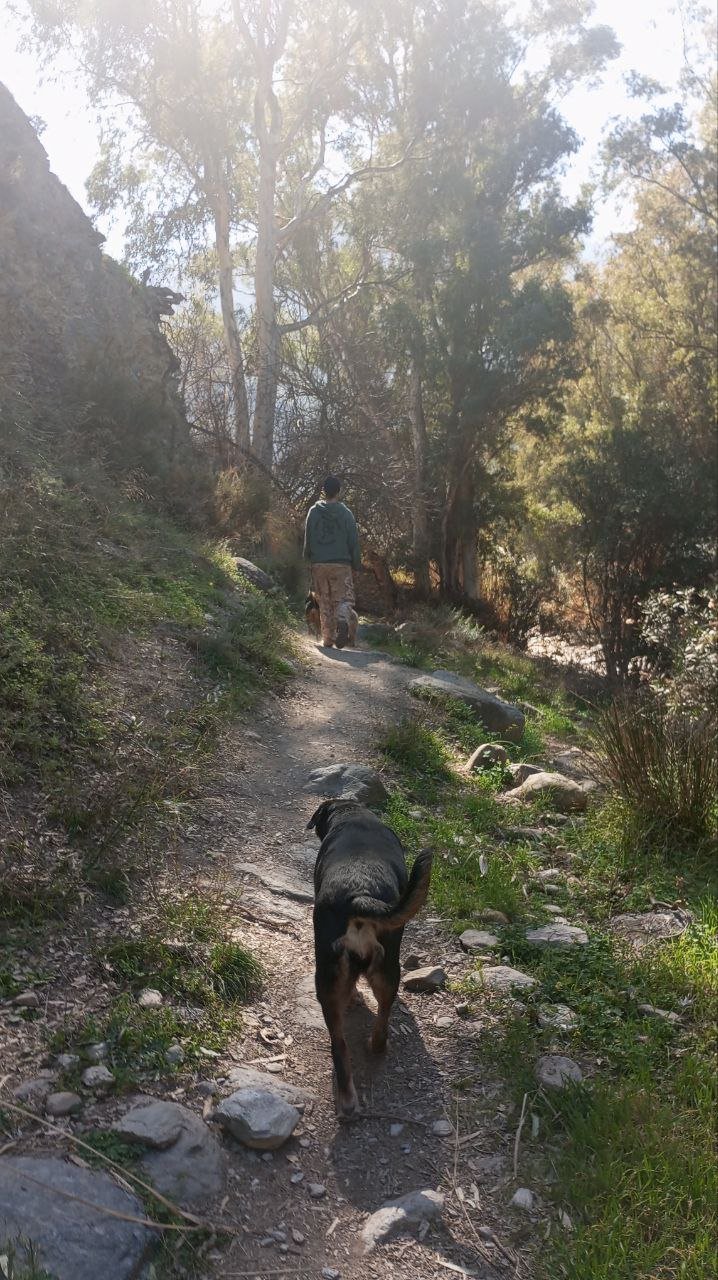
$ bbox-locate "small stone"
[511,1187,534,1212]
[291,1171,304,1183]
[56,1053,80,1072]
[212,1088,300,1150]
[637,1003,681,1025]
[402,954,426,971]
[535,1054,583,1090]
[13,991,40,1009]
[408,809,423,820]
[466,743,509,772]
[474,966,538,995]
[13,1079,52,1105]
[81,1065,115,1091]
[525,924,588,949]
[476,908,510,926]
[402,966,446,993]
[455,1002,472,1018]
[197,1080,219,1097]
[137,988,163,1008]
[506,762,543,788]
[164,1043,185,1066]
[291,1228,305,1244]
[360,1188,444,1253]
[436,1015,453,1028]
[308,1182,326,1198]
[114,1102,185,1150]
[85,1042,109,1063]
[537,1004,579,1031]
[45,1091,82,1117]
[432,1119,453,1137]
[389,1124,404,1137]
[322,1269,341,1279]
[459,929,500,952]
[504,771,588,813]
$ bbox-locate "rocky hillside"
[0,82,183,440]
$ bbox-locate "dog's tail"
[350,848,434,932]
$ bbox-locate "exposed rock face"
[0,83,185,442]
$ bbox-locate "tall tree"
[23,0,412,470]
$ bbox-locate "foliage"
[593,696,717,852]
[373,631,717,1280]
[638,586,718,716]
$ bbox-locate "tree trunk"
[209,171,251,452]
[408,362,431,597]
[251,51,282,470]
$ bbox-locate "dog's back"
[308,799,432,1116]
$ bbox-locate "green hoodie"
[303,500,361,568]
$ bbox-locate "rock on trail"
[0,1156,153,1280]
[302,762,389,804]
[114,1100,226,1209]
[360,1188,444,1253]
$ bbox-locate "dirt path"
[202,638,527,1280]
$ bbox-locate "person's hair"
[322,474,341,498]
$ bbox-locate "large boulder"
[409,671,524,743]
[0,1156,154,1280]
[303,763,389,805]
[503,771,588,812]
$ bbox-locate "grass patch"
[0,450,294,923]
[375,653,716,1280]
[52,890,261,1084]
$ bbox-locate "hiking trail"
[200,636,529,1280]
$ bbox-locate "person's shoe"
[335,619,349,649]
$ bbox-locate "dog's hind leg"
[367,934,401,1054]
[316,961,359,1118]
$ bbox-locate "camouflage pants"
[311,563,356,645]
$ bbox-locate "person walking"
[303,475,360,648]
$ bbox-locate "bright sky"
[0,1,694,263]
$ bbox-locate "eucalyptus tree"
[23,0,413,471]
[294,0,619,598]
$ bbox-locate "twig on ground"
[513,1092,529,1181]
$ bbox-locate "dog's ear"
[306,800,333,834]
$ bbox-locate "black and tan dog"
[307,799,433,1117]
